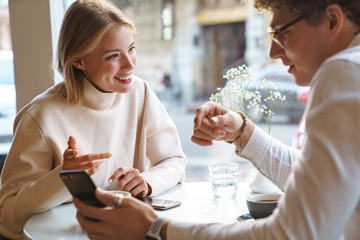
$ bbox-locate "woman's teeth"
[115,75,131,81]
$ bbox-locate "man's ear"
[72,57,86,70]
[325,4,344,34]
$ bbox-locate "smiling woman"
[0,1,186,239]
[56,0,137,104]
[71,25,137,94]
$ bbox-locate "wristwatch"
[145,216,168,240]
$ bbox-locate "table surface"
[24,181,251,240]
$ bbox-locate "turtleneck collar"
[82,79,119,111]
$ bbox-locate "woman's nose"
[120,54,135,70]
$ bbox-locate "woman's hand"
[108,166,150,197]
[62,136,112,175]
[191,101,243,146]
[74,189,159,240]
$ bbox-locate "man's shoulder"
[326,43,360,66]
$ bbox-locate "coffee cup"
[109,190,131,198]
[246,193,283,219]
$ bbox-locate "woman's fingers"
[63,151,112,174]
[128,183,148,197]
[121,174,147,196]
[68,152,112,166]
[108,167,148,196]
[67,136,77,149]
[108,167,128,184]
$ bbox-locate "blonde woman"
[0,0,185,239]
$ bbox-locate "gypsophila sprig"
[210,65,286,134]
[210,64,256,116]
[254,79,286,134]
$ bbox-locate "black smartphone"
[139,197,181,210]
[60,170,105,208]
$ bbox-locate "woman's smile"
[80,24,137,93]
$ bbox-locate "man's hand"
[192,102,243,146]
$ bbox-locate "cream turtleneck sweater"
[0,76,186,239]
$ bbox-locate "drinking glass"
[208,162,239,199]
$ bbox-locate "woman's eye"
[107,54,119,59]
[129,46,136,52]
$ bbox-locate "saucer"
[236,213,255,223]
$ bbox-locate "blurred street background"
[164,101,298,182]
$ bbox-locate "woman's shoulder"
[15,82,68,121]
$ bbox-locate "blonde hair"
[56,0,136,105]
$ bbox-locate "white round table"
[24,182,251,240]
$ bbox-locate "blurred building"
[113,0,267,104]
[0,1,11,51]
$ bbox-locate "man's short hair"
[254,0,360,30]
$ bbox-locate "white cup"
[208,162,239,199]
[109,190,131,198]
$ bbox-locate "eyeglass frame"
[267,15,306,49]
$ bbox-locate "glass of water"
[208,162,239,199]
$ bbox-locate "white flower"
[210,65,287,134]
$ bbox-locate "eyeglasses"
[267,15,306,49]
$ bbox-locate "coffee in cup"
[246,193,283,219]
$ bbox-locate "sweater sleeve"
[140,87,186,196]
[0,113,70,239]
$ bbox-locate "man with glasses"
[74,1,360,239]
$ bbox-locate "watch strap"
[146,216,168,240]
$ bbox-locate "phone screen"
[140,197,181,210]
[60,170,105,208]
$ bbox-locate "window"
[0,2,15,166]
[161,0,174,41]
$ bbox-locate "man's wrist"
[146,216,169,240]
[235,118,255,154]
[226,111,247,144]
